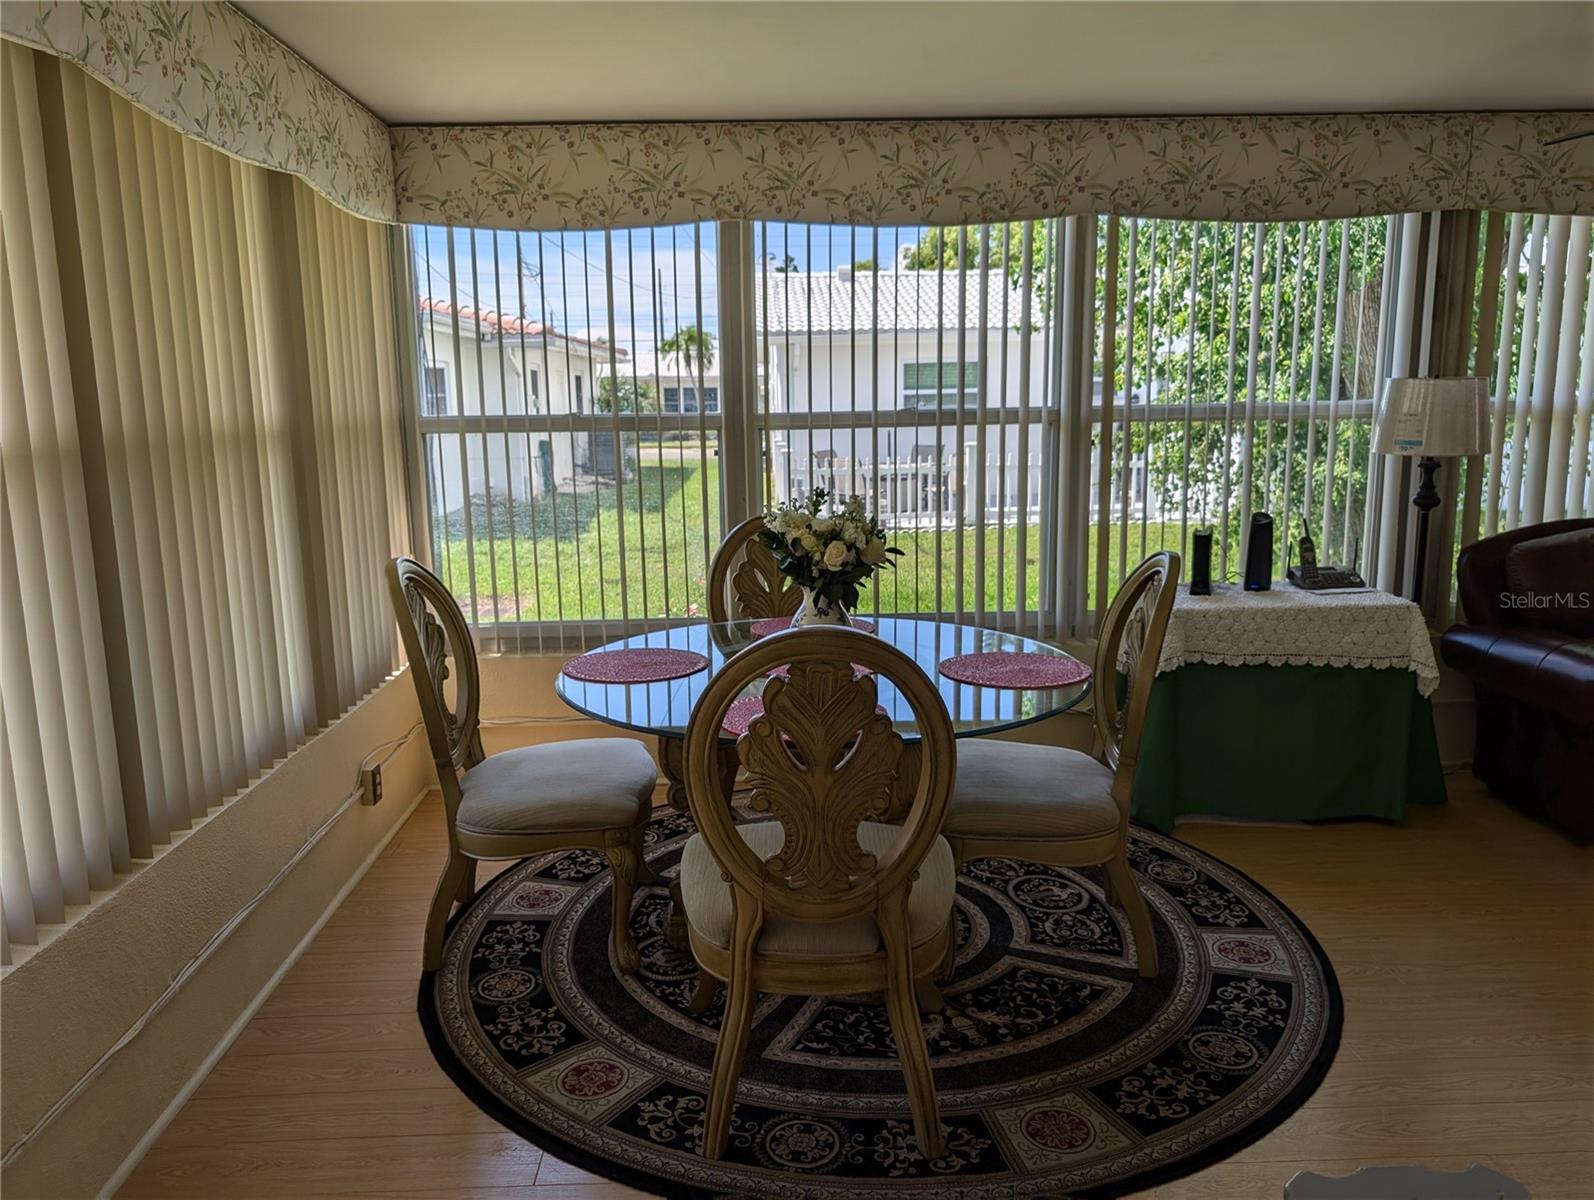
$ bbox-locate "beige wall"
[0,672,433,1200]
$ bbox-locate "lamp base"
[1410,456,1442,606]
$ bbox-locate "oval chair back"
[386,556,484,817]
[684,627,955,928]
[706,515,803,624]
[1091,550,1180,809]
[682,625,956,1158]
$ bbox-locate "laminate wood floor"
[121,773,1593,1199]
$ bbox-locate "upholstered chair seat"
[679,821,955,957]
[457,740,657,837]
[946,742,1119,839]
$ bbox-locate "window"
[901,362,980,409]
[410,211,1565,644]
[1085,216,1398,619]
[663,386,720,414]
[421,364,450,415]
[409,223,723,645]
[755,221,1054,630]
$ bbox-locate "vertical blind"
[1086,215,1400,628]
[1476,213,1593,533]
[409,222,724,650]
[0,44,406,962]
[413,212,1589,644]
[752,221,1059,635]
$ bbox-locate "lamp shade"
[1374,376,1491,456]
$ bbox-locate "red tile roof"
[419,298,626,357]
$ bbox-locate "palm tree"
[659,324,716,376]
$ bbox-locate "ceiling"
[236,1,1594,125]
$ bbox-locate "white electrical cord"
[0,723,427,1168]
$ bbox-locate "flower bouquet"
[759,489,903,626]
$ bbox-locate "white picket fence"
[788,445,1157,529]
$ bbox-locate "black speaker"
[1190,529,1213,595]
[1244,512,1274,591]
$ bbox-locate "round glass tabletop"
[554,616,1092,742]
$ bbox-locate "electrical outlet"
[361,764,383,807]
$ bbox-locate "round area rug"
[419,811,1340,1199]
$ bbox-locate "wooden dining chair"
[706,515,802,624]
[678,628,957,1159]
[942,550,1181,979]
[387,556,658,972]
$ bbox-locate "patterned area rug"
[419,811,1341,1198]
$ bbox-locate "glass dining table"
[557,615,1091,949]
[555,615,1093,812]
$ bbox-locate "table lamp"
[1374,376,1490,604]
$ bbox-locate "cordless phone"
[1287,531,1367,590]
[1297,532,1320,578]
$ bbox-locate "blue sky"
[411,221,932,352]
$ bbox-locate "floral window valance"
[391,113,1594,231]
[3,4,1589,231]
[1,0,395,223]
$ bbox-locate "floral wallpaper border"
[1,1,395,222]
[391,113,1594,231]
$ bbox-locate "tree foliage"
[659,324,716,373]
[595,376,657,414]
[904,216,1393,569]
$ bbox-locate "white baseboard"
[98,784,432,1199]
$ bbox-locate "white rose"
[861,537,887,565]
[800,531,821,554]
[822,540,850,570]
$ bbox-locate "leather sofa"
[1440,519,1594,841]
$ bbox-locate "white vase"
[790,586,851,627]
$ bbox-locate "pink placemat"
[748,616,875,637]
[722,695,890,737]
[721,696,768,737]
[938,651,1092,689]
[562,647,709,684]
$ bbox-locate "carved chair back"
[1092,551,1180,809]
[387,556,485,813]
[685,628,955,927]
[707,516,803,624]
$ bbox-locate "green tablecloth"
[1130,663,1446,832]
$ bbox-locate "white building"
[614,349,723,415]
[427,272,1154,531]
[416,299,628,516]
[758,266,1069,526]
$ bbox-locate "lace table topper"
[1139,584,1440,697]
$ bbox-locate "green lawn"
[436,456,1206,625]
[434,454,723,624]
